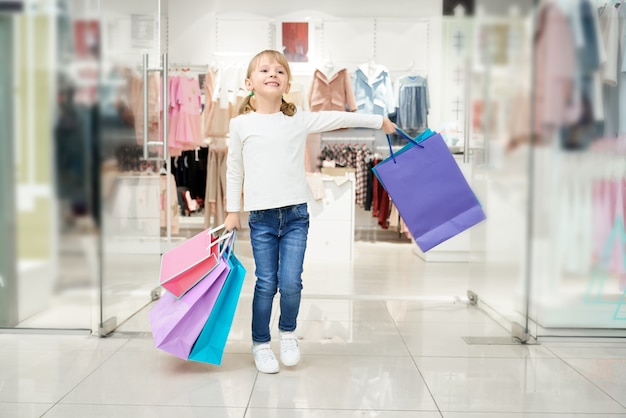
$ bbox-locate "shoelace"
[281,335,298,352]
[255,346,276,361]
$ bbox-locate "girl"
[224,50,396,374]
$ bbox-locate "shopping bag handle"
[207,223,227,236]
[386,127,425,164]
[207,230,234,252]
[220,229,237,261]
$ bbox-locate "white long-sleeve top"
[226,109,383,212]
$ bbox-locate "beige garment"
[204,146,228,228]
[305,133,321,173]
[203,98,234,139]
[308,68,357,112]
[201,69,216,139]
[128,72,161,148]
[160,174,180,234]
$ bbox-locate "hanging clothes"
[127,71,161,152]
[316,143,373,210]
[394,74,430,135]
[308,68,357,111]
[160,173,180,234]
[168,73,203,155]
[204,142,228,228]
[533,1,578,140]
[352,63,396,116]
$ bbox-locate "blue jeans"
[248,203,309,343]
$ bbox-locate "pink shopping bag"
[159,225,227,298]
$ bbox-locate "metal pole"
[463,54,471,164]
[142,53,149,160]
[162,53,171,242]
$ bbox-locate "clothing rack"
[168,63,208,72]
[321,136,376,142]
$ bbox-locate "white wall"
[167,0,445,130]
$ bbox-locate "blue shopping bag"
[373,128,486,252]
[188,241,246,365]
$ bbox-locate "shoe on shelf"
[252,343,279,374]
[279,331,301,367]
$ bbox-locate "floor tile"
[0,334,129,352]
[385,300,492,324]
[61,351,257,407]
[564,358,626,407]
[297,299,394,323]
[0,347,115,403]
[544,343,626,359]
[290,319,410,356]
[0,403,52,418]
[41,404,246,417]
[415,357,626,414]
[397,320,556,359]
[245,409,441,418]
[248,355,437,411]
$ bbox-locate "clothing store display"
[168,73,203,155]
[394,74,429,134]
[127,71,161,151]
[352,62,396,116]
[308,68,357,111]
[160,174,180,234]
[205,144,228,228]
[534,1,577,140]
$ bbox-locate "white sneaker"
[279,331,301,367]
[252,343,279,374]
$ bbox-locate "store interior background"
[2,0,625,342]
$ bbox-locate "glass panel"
[461,4,537,339]
[97,0,169,335]
[2,0,96,330]
[0,15,18,327]
[529,1,626,337]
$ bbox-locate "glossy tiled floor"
[2,238,626,417]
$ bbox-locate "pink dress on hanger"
[174,74,202,150]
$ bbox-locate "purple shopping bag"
[373,130,486,252]
[149,255,230,360]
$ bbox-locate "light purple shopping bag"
[149,256,230,360]
[373,130,486,252]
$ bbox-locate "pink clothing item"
[308,68,357,112]
[533,2,578,139]
[171,75,202,150]
[168,75,183,157]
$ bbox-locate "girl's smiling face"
[246,53,291,99]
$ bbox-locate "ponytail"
[238,94,255,115]
[280,97,297,116]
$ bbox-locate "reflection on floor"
[2,232,626,417]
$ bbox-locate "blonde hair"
[238,50,297,116]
